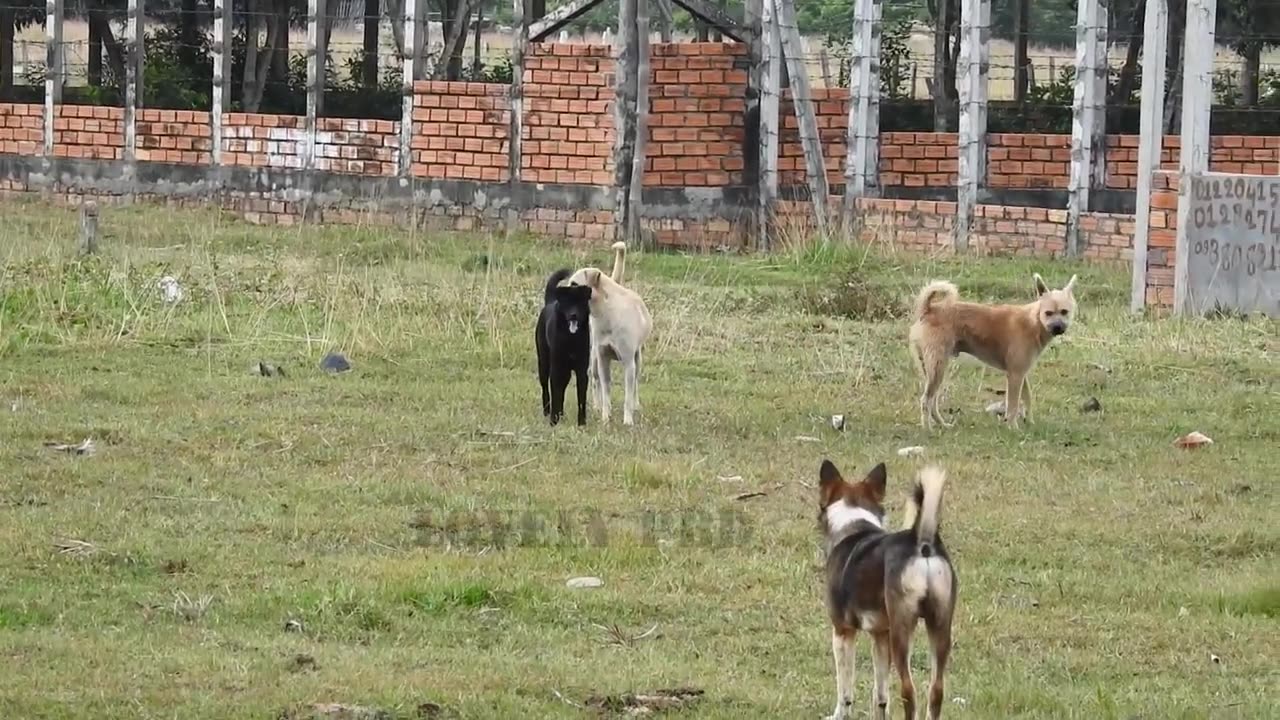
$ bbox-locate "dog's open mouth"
[568,319,580,334]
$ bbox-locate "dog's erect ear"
[819,459,843,489]
[1033,273,1050,296]
[1064,274,1078,295]
[819,460,845,506]
[862,462,888,503]
[583,268,603,288]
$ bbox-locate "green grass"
[1,199,1277,719]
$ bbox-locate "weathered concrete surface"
[1183,172,1280,317]
[0,155,748,224]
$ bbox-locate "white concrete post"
[955,0,989,251]
[1129,0,1168,312]
[306,0,326,170]
[125,0,140,163]
[843,0,881,221]
[43,0,62,155]
[1174,0,1216,313]
[212,0,232,166]
[400,0,418,177]
[1067,0,1107,256]
[757,0,780,248]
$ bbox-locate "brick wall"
[411,81,509,181]
[0,103,43,155]
[522,43,612,185]
[777,88,847,188]
[53,105,124,160]
[988,134,1071,189]
[316,117,399,176]
[222,113,305,169]
[648,43,748,187]
[880,132,958,188]
[136,109,213,165]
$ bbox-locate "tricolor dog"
[818,459,956,720]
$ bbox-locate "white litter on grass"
[158,276,184,303]
[566,576,604,589]
[45,438,96,456]
[897,446,925,458]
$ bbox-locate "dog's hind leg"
[919,351,952,429]
[538,339,552,418]
[888,616,917,720]
[622,351,639,426]
[870,631,891,720]
[1020,377,1033,424]
[924,612,953,720]
[826,627,857,720]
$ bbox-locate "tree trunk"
[1239,43,1260,106]
[931,0,948,130]
[436,0,473,81]
[654,0,673,42]
[1013,0,1029,102]
[472,0,483,77]
[87,15,103,87]
[0,8,14,97]
[87,8,127,85]
[1111,0,1143,105]
[364,0,380,87]
[1163,0,1184,133]
[271,0,289,85]
[180,0,199,68]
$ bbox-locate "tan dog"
[568,242,652,426]
[908,274,1077,430]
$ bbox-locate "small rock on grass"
[897,446,925,458]
[257,362,286,377]
[320,352,352,374]
[1080,397,1102,413]
[566,576,604,589]
[1174,431,1213,449]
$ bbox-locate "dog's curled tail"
[913,281,959,320]
[903,465,947,558]
[544,268,573,303]
[610,241,628,283]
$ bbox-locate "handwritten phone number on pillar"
[1192,238,1280,277]
[1189,203,1280,233]
[1192,177,1280,206]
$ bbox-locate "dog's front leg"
[1003,371,1026,430]
[827,628,856,720]
[575,363,589,426]
[1020,377,1034,424]
[549,361,570,426]
[595,347,613,424]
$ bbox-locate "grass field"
[1,200,1277,719]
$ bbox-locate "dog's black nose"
[1051,325,1066,336]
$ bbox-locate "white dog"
[568,242,652,426]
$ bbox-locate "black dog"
[536,268,593,425]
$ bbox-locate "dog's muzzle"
[568,319,580,334]
[1049,323,1067,336]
